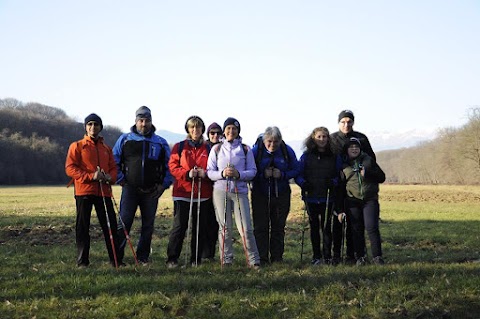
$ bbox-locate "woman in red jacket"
[166,115,214,267]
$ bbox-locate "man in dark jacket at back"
[330,109,376,264]
[330,110,376,160]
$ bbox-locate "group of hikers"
[65,107,386,270]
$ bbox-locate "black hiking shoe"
[356,257,367,266]
[373,256,385,265]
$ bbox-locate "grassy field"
[0,184,479,318]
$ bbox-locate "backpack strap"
[177,140,185,158]
[280,141,289,164]
[214,143,248,164]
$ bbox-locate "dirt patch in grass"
[1,224,75,246]
[381,189,480,203]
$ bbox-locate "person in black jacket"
[330,109,376,264]
[112,106,173,265]
[337,137,386,266]
[295,127,342,265]
[201,122,223,261]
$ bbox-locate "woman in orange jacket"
[65,113,120,268]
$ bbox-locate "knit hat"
[207,122,222,135]
[184,115,205,133]
[84,113,103,131]
[338,109,355,122]
[135,106,152,121]
[344,137,362,152]
[223,117,240,133]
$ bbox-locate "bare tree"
[0,98,23,108]
[459,107,480,172]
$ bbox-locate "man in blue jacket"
[113,106,172,265]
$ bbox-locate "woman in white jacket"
[207,117,260,269]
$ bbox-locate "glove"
[103,173,112,183]
[272,168,281,179]
[189,168,198,178]
[151,184,166,199]
[93,168,105,181]
[196,168,206,178]
[264,167,273,178]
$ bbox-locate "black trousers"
[332,212,355,259]
[306,202,334,260]
[347,198,382,259]
[201,199,218,259]
[252,190,291,264]
[166,200,208,264]
[75,195,119,265]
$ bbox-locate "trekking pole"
[267,177,271,218]
[233,178,251,267]
[194,177,202,267]
[110,184,139,266]
[101,169,138,266]
[300,190,311,263]
[300,199,307,263]
[340,213,346,262]
[322,188,330,240]
[185,175,196,267]
[98,178,118,269]
[221,169,229,269]
[274,177,280,219]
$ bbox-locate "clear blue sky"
[1,1,479,146]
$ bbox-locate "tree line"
[0,98,122,185]
[377,108,480,184]
[1,98,479,185]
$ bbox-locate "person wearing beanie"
[336,137,386,266]
[222,117,241,134]
[206,122,222,147]
[207,117,261,269]
[112,106,173,265]
[295,126,343,266]
[84,113,104,131]
[65,113,120,268]
[330,109,375,160]
[329,109,376,265]
[201,121,223,261]
[165,115,214,268]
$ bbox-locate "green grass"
[1,185,479,318]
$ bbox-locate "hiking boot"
[373,256,385,265]
[356,257,367,266]
[77,263,88,269]
[331,257,342,266]
[344,256,356,266]
[166,261,178,269]
[252,264,261,271]
[311,258,324,266]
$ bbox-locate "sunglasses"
[87,122,100,127]
[209,131,221,135]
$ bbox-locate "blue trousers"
[117,184,159,262]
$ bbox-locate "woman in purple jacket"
[207,117,260,269]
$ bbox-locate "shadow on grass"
[2,214,480,319]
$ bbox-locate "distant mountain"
[367,129,437,151]
[285,129,437,158]
[157,130,185,145]
[158,128,437,157]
